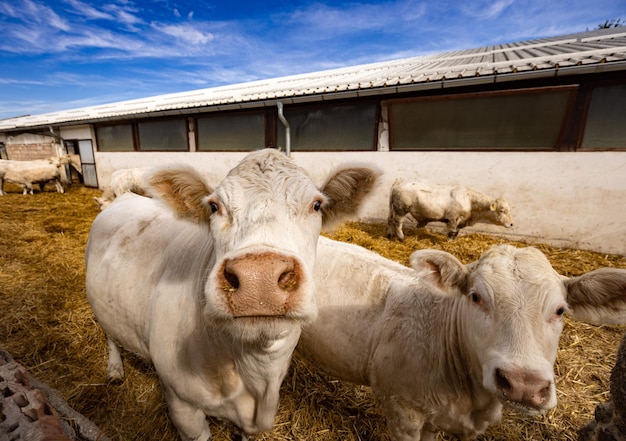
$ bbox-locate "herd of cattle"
[3,149,626,440]
[0,155,72,195]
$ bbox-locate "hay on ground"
[0,183,624,441]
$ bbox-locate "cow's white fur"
[299,238,626,441]
[85,149,380,440]
[387,179,514,240]
[94,167,148,209]
[0,156,70,195]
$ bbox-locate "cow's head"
[148,148,380,342]
[488,197,514,228]
[47,154,71,167]
[410,244,626,414]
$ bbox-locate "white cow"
[94,167,149,209]
[1,155,71,195]
[388,179,514,240]
[85,148,380,441]
[0,159,16,195]
[298,238,626,441]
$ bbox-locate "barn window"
[197,112,265,151]
[389,86,577,150]
[277,102,377,151]
[137,119,187,151]
[96,124,134,151]
[581,84,626,149]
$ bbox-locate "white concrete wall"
[93,150,626,256]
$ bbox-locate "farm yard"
[0,182,624,441]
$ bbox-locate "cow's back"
[85,193,211,358]
[301,237,425,384]
[400,181,467,220]
[110,168,147,196]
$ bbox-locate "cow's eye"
[470,292,481,303]
[209,202,219,214]
[555,306,566,316]
[312,200,322,212]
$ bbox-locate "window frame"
[195,109,269,152]
[276,100,379,152]
[96,116,190,152]
[577,79,626,151]
[388,85,579,151]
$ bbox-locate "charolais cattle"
[94,167,149,209]
[387,179,514,240]
[1,155,71,195]
[298,238,626,441]
[0,159,17,196]
[85,148,380,440]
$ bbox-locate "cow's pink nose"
[495,367,551,408]
[219,252,302,317]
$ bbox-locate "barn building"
[0,27,625,255]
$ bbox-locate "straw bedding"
[0,183,624,441]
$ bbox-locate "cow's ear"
[148,166,214,223]
[409,249,469,295]
[490,201,497,211]
[320,165,382,230]
[563,267,626,325]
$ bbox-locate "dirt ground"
[0,183,624,441]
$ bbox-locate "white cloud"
[155,23,215,45]
[282,0,427,34]
[1,0,70,31]
[63,0,114,20]
[460,0,515,20]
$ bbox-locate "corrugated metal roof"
[2,27,626,131]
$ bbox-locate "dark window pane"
[197,113,265,151]
[582,84,626,149]
[278,103,377,151]
[96,124,134,151]
[138,119,187,151]
[390,89,574,150]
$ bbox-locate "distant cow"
[85,148,380,440]
[387,179,514,240]
[1,156,71,195]
[0,159,16,196]
[298,238,626,441]
[94,167,148,209]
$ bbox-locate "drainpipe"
[276,101,291,156]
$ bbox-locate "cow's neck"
[469,191,493,212]
[422,295,503,429]
[387,288,503,435]
[196,321,300,432]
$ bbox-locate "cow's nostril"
[495,368,511,394]
[537,385,550,403]
[278,271,298,291]
[223,270,240,292]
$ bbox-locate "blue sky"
[0,0,624,120]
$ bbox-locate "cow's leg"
[0,178,4,196]
[106,337,125,382]
[54,179,65,193]
[394,213,409,241]
[387,210,399,239]
[164,388,211,441]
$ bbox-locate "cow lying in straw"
[299,238,626,441]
